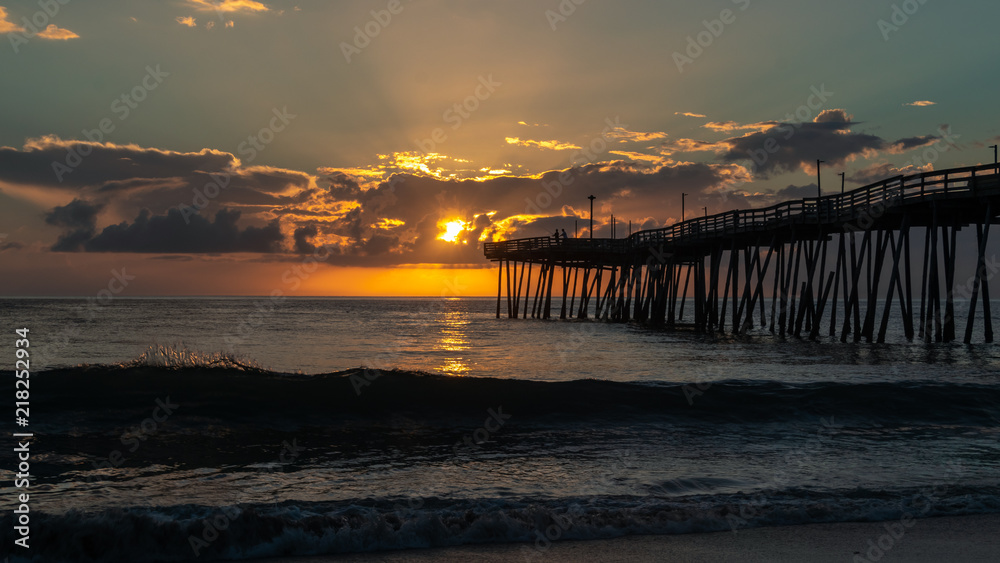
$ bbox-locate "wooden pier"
[484,164,1000,343]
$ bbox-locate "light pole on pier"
[816,160,824,198]
[839,172,845,194]
[681,192,687,222]
[991,145,998,174]
[588,195,595,239]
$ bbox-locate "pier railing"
[485,163,1000,259]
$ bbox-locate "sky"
[1,0,998,296]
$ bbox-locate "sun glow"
[437,219,469,242]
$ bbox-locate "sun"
[437,219,469,243]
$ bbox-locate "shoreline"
[256,513,1000,563]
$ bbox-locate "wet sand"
[259,513,1000,562]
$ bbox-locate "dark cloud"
[44,198,104,251]
[774,183,819,199]
[293,224,318,254]
[717,119,884,178]
[889,135,940,153]
[0,137,313,219]
[53,208,285,253]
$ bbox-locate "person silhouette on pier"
[561,228,569,240]
[553,229,560,243]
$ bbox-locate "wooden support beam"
[877,220,910,343]
[743,236,776,333]
[523,263,532,319]
[505,259,513,319]
[966,204,993,343]
[861,230,890,342]
[942,225,957,342]
[918,226,931,339]
[496,260,502,319]
[543,260,555,319]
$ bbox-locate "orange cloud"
[176,16,198,27]
[0,8,78,40]
[0,7,20,33]
[703,121,775,133]
[505,137,580,151]
[674,112,707,118]
[185,0,271,13]
[37,24,78,40]
[603,128,669,143]
[904,100,936,107]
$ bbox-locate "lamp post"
[588,195,595,239]
[816,160,824,198]
[703,206,708,217]
[991,145,998,174]
[681,192,687,222]
[839,172,845,194]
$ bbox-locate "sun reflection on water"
[436,310,471,375]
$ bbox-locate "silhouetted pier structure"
[484,164,1000,343]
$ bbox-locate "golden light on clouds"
[186,0,271,13]
[505,137,581,151]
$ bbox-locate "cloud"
[36,24,78,40]
[185,0,271,13]
[904,101,936,107]
[5,138,747,265]
[293,224,319,254]
[44,199,104,251]
[711,110,890,177]
[176,16,197,27]
[505,137,580,151]
[0,7,19,33]
[703,121,776,133]
[848,162,932,185]
[887,135,940,154]
[674,112,707,118]
[603,127,669,143]
[0,7,78,40]
[54,207,285,253]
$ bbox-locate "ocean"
[1,297,999,562]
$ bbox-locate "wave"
[4,487,999,562]
[6,356,1000,434]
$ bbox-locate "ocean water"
[1,297,999,562]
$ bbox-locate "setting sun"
[438,219,469,243]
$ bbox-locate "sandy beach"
[257,514,1000,563]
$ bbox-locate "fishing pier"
[484,164,1000,343]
